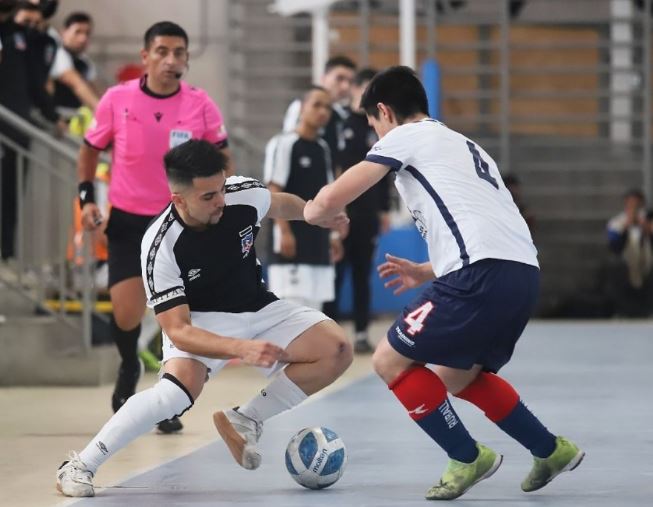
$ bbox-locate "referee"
[78,21,231,433]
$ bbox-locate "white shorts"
[161,299,330,378]
[267,264,335,303]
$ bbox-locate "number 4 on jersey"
[466,140,499,189]
[404,301,435,335]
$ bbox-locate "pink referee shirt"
[85,78,228,216]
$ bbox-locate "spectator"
[282,55,356,171]
[0,0,62,260]
[50,11,100,115]
[265,86,342,309]
[332,68,391,353]
[605,189,653,317]
[503,173,535,231]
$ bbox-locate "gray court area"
[71,322,653,506]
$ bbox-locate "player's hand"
[304,201,350,231]
[237,340,287,368]
[279,229,296,259]
[81,203,103,231]
[377,253,430,295]
[330,236,344,263]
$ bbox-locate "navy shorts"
[387,259,539,373]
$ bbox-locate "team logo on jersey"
[188,268,201,281]
[299,156,312,168]
[154,112,163,122]
[13,32,26,51]
[239,225,254,258]
[410,209,428,239]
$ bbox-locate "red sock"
[455,372,519,422]
[388,366,447,420]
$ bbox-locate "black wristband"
[78,181,96,209]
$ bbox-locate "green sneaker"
[139,349,161,372]
[425,443,503,500]
[521,436,585,492]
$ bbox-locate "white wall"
[52,0,231,118]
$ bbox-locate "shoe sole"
[426,453,503,501]
[213,411,260,470]
[522,450,586,493]
[55,481,94,497]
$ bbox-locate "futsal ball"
[285,427,347,489]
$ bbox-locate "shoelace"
[67,452,94,480]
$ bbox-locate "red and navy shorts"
[387,259,539,373]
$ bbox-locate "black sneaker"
[354,340,374,353]
[111,359,144,413]
[157,416,183,434]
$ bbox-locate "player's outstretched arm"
[267,191,349,230]
[156,304,287,367]
[304,160,389,225]
[377,253,435,295]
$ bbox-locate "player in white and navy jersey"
[305,66,584,500]
[56,140,352,498]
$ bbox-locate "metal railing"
[0,104,94,348]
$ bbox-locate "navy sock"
[497,401,556,458]
[415,399,479,463]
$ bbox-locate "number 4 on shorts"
[404,302,435,335]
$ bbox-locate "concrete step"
[0,314,120,386]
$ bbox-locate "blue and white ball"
[285,427,347,489]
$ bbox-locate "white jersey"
[366,119,538,277]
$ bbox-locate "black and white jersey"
[282,99,349,164]
[264,132,334,266]
[141,176,278,314]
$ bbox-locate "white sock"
[238,370,307,423]
[78,374,193,473]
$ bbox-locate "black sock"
[111,318,141,366]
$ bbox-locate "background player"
[56,139,352,498]
[265,85,342,309]
[304,66,584,500]
[78,21,232,433]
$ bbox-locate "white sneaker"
[213,407,263,470]
[56,451,94,497]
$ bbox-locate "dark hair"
[64,11,91,28]
[14,1,40,13]
[324,55,356,74]
[164,140,226,187]
[354,67,377,86]
[624,188,645,201]
[144,21,188,49]
[302,84,329,102]
[360,66,429,122]
[502,174,521,187]
[40,0,58,19]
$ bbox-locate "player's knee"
[152,373,194,420]
[372,346,398,384]
[323,335,353,375]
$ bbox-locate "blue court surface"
[70,322,653,506]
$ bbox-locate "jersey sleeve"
[141,218,187,314]
[84,89,114,150]
[365,128,408,171]
[201,95,229,148]
[263,134,294,188]
[282,99,301,132]
[49,46,73,79]
[225,176,271,225]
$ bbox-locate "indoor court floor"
[2,319,652,506]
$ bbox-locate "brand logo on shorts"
[239,226,254,259]
[394,326,415,347]
[188,268,201,281]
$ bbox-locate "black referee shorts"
[105,207,156,288]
